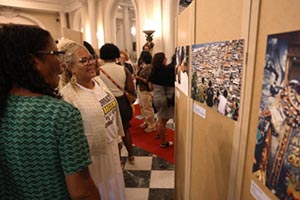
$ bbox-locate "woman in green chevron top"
[0,24,100,200]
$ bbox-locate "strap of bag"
[99,67,132,96]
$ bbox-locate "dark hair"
[139,51,152,64]
[0,24,59,119]
[168,54,176,67]
[201,77,205,83]
[142,43,150,50]
[152,52,166,70]
[99,43,120,60]
[223,90,228,98]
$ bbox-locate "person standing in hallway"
[135,51,156,133]
[58,39,126,200]
[99,43,136,164]
[149,52,175,148]
[117,50,134,75]
[0,24,100,200]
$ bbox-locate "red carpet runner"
[129,104,174,164]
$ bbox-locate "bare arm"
[124,67,136,95]
[65,167,101,200]
[148,82,153,91]
[135,75,147,83]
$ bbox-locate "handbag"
[99,67,137,104]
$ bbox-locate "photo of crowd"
[191,39,244,121]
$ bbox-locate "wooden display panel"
[177,1,194,46]
[191,106,234,199]
[195,0,243,43]
[175,2,195,199]
[174,89,189,199]
[241,0,300,199]
[189,0,243,199]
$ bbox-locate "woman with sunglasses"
[0,24,100,199]
[58,39,126,200]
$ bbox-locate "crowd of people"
[0,24,175,199]
[194,76,239,121]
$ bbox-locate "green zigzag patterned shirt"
[0,95,92,200]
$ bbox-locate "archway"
[105,0,139,62]
[0,7,45,28]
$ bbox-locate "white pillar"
[116,20,123,50]
[59,11,67,37]
[81,0,90,43]
[123,6,132,54]
[162,0,175,59]
[96,0,105,48]
[88,0,98,49]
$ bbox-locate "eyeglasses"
[77,56,95,66]
[35,50,65,61]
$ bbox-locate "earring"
[70,74,77,85]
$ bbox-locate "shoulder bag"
[99,67,137,104]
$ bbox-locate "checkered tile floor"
[121,145,175,200]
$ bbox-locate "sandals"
[160,141,173,148]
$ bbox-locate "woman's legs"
[116,96,134,163]
[157,117,167,144]
[156,117,173,147]
[137,88,146,127]
[139,90,156,131]
[122,128,134,163]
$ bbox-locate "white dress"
[218,95,228,115]
[61,77,125,200]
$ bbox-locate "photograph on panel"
[178,0,193,14]
[191,39,244,121]
[175,45,190,96]
[252,30,300,200]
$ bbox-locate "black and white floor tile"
[121,145,175,200]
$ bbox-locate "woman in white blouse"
[58,39,126,200]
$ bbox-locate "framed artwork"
[252,30,300,200]
[175,45,190,96]
[191,39,244,121]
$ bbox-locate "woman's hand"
[136,76,146,83]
